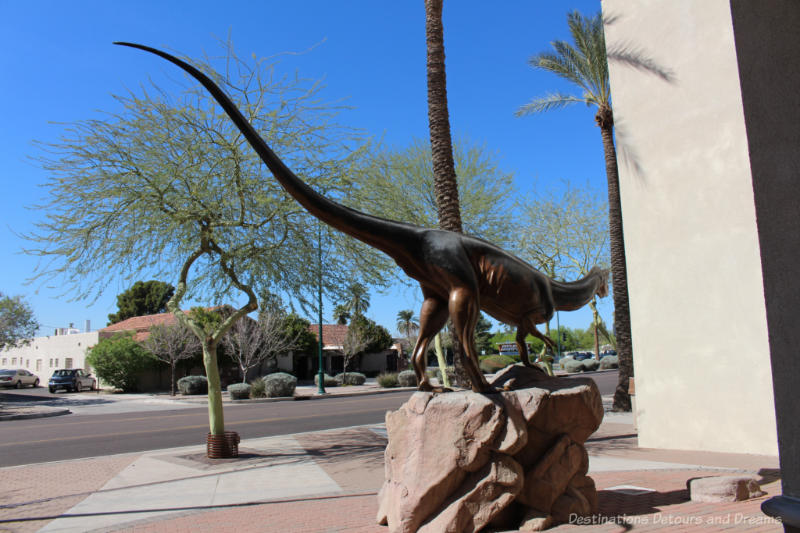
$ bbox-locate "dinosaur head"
[592,267,610,298]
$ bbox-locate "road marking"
[0,406,390,448]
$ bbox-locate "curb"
[229,387,418,404]
[0,408,71,421]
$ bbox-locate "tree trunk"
[589,298,601,360]
[597,106,634,412]
[170,361,176,396]
[202,339,226,435]
[425,0,470,389]
[425,0,462,234]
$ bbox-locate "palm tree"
[516,10,634,411]
[425,0,462,234]
[333,304,351,325]
[343,283,370,319]
[425,0,470,388]
[396,310,419,339]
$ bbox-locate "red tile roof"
[100,312,182,342]
[308,324,349,349]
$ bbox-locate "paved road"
[0,370,618,467]
[563,368,618,395]
[0,391,414,467]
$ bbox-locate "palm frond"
[521,10,611,115]
[530,47,584,89]
[515,93,586,116]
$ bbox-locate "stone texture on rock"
[688,475,766,503]
[418,454,523,533]
[377,364,603,532]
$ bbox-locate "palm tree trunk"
[425,0,469,389]
[597,106,634,411]
[425,0,462,234]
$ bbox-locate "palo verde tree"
[516,11,634,410]
[517,181,610,359]
[355,138,517,250]
[25,42,389,436]
[108,280,175,325]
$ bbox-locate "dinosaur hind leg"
[515,326,533,367]
[412,294,449,391]
[526,319,558,355]
[449,287,492,393]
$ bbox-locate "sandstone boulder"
[377,364,603,532]
[688,475,766,503]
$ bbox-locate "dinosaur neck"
[551,271,602,312]
[118,43,415,257]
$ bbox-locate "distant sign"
[496,342,532,356]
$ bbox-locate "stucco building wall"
[1,331,99,384]
[602,0,777,455]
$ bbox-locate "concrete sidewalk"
[0,397,782,532]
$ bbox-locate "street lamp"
[317,223,326,395]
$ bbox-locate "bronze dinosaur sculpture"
[115,42,609,393]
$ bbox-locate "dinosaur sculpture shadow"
[114,42,609,393]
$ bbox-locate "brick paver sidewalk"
[0,421,783,532]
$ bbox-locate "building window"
[49,358,54,368]
[36,360,42,371]
[65,358,73,369]
[55,358,59,368]
[26,359,30,368]
[11,357,17,366]
[1,358,6,365]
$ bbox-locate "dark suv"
[48,369,96,393]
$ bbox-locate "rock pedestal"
[377,365,603,532]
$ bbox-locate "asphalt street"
[0,391,414,467]
[0,370,618,467]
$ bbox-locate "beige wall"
[603,0,777,455]
[1,331,99,384]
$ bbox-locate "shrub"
[582,359,600,372]
[249,377,266,398]
[177,375,208,395]
[85,334,157,392]
[563,359,585,374]
[479,354,516,374]
[227,383,251,400]
[314,373,338,387]
[335,372,366,386]
[377,372,399,388]
[559,356,575,370]
[263,372,297,398]
[398,370,418,387]
[599,355,619,370]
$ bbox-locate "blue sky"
[1,0,612,337]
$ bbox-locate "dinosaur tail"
[114,42,417,254]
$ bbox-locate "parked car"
[573,352,593,361]
[48,369,96,393]
[0,369,40,388]
[600,350,617,358]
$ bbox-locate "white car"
[0,369,40,388]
